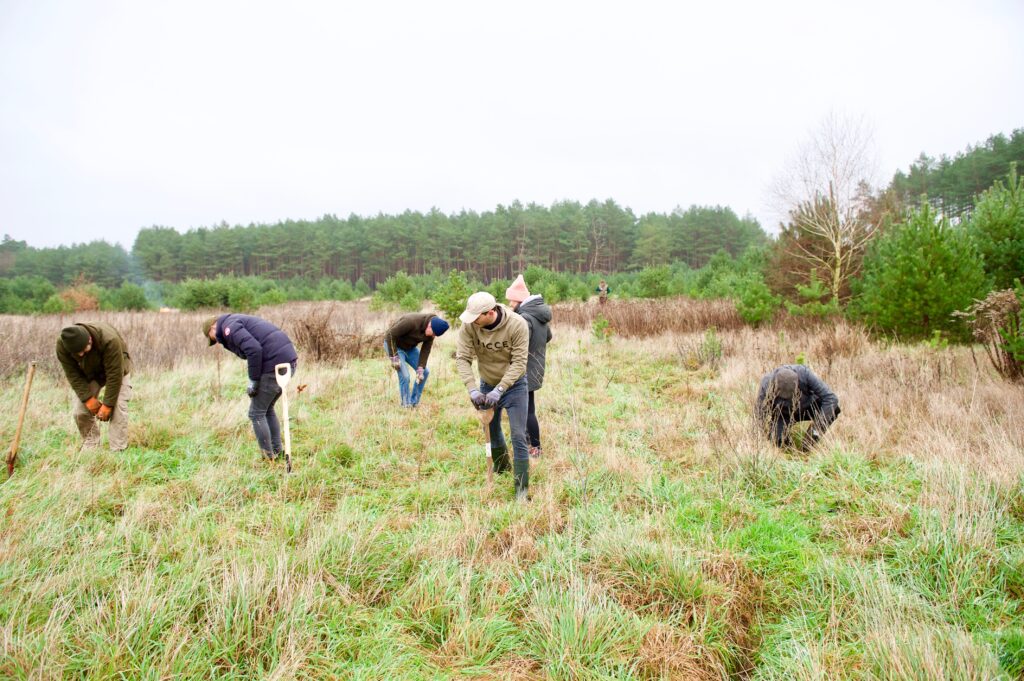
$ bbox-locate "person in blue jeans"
[384,313,449,408]
[455,291,532,501]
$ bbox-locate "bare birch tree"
[772,112,880,302]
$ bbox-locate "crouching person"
[455,291,531,501]
[57,323,133,451]
[756,364,840,450]
[204,314,298,461]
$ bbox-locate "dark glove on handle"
[469,389,485,407]
[247,379,259,397]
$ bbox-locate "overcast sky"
[1,0,1022,249]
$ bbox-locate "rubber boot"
[492,446,511,475]
[513,459,530,502]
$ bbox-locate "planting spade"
[477,406,494,485]
[275,363,293,473]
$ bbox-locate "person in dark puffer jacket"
[506,275,553,458]
[204,314,298,461]
[756,364,840,450]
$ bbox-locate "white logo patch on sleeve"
[224,327,231,336]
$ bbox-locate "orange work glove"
[96,404,113,422]
[85,396,102,415]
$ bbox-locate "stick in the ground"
[7,362,37,478]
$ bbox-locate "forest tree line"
[0,203,765,288]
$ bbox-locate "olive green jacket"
[455,304,528,392]
[55,322,132,407]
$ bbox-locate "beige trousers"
[73,379,132,451]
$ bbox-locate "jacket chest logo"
[477,339,511,351]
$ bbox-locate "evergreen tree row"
[2,201,766,288]
[886,128,1024,219]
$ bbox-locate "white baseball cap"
[459,291,497,324]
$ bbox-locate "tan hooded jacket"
[455,304,528,392]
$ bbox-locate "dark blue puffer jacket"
[215,314,298,380]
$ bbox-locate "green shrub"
[734,273,779,326]
[785,270,840,318]
[108,282,151,311]
[968,165,1024,290]
[636,265,670,298]
[373,271,423,310]
[430,270,473,325]
[850,202,989,341]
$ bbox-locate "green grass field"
[2,322,1023,679]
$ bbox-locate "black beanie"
[60,325,90,353]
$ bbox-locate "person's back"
[516,295,553,391]
[757,364,840,449]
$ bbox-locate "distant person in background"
[506,275,553,459]
[204,314,298,461]
[383,313,449,408]
[596,279,611,305]
[56,322,133,451]
[756,364,840,450]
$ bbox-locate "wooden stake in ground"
[7,361,37,478]
[477,407,495,486]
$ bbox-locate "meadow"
[1,301,1023,679]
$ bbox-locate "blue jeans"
[481,377,529,464]
[387,344,430,406]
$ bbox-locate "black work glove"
[247,379,259,397]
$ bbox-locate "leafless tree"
[772,112,880,302]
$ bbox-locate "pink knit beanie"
[505,274,530,303]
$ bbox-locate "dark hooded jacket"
[756,364,840,423]
[215,314,298,381]
[516,295,553,391]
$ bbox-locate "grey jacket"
[517,295,553,391]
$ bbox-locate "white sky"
[1,0,1022,249]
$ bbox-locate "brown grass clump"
[288,304,381,365]
[953,287,1023,381]
[554,298,744,337]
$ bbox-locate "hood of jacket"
[517,295,552,325]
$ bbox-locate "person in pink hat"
[506,275,553,459]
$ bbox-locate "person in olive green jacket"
[455,291,531,501]
[56,322,133,451]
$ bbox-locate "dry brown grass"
[554,298,745,336]
[0,301,391,378]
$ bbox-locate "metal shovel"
[275,363,293,473]
[477,406,494,485]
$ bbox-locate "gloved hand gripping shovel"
[476,406,494,485]
[275,363,293,473]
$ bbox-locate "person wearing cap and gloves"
[756,364,840,450]
[383,313,450,408]
[56,322,133,451]
[455,290,532,500]
[505,275,553,458]
[204,314,298,461]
